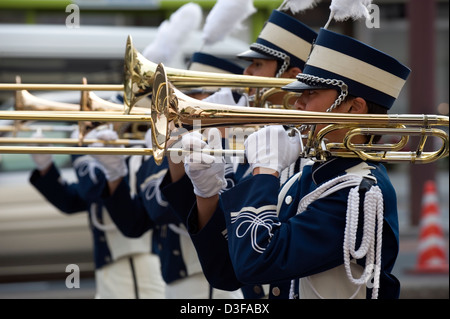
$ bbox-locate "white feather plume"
[278,0,322,14]
[325,0,372,28]
[142,2,203,64]
[201,0,256,48]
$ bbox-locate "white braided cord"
[293,174,384,299]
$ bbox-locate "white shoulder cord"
[168,224,190,238]
[90,203,117,232]
[344,183,384,299]
[291,174,384,299]
[72,156,118,232]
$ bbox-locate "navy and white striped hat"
[189,52,244,74]
[283,28,411,110]
[237,10,317,75]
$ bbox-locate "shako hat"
[283,28,411,110]
[189,52,244,74]
[237,10,317,75]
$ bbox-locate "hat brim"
[237,49,274,61]
[282,80,333,93]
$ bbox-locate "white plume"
[325,0,372,28]
[201,0,256,48]
[278,0,322,14]
[142,2,203,63]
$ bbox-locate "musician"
[29,127,165,299]
[160,8,318,299]
[91,54,249,299]
[177,28,411,299]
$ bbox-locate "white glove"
[144,128,153,148]
[183,128,227,198]
[71,126,98,140]
[90,129,128,181]
[244,125,301,174]
[203,88,247,106]
[30,129,53,171]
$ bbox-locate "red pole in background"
[407,0,437,226]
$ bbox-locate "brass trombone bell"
[15,87,79,112]
[11,79,151,140]
[0,35,294,111]
[123,35,294,113]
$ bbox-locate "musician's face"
[293,89,339,112]
[293,89,353,143]
[243,58,278,77]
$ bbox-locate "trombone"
[147,63,449,165]
[6,76,151,139]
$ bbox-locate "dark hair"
[343,95,388,144]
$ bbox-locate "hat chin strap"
[250,43,290,78]
[296,73,349,112]
[295,74,349,134]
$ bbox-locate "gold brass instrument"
[15,80,79,112]
[0,42,448,165]
[8,77,150,141]
[0,63,448,165]
[0,36,295,111]
[123,35,294,112]
[0,77,149,153]
[147,63,449,165]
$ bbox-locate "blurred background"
[0,0,448,299]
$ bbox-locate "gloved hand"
[203,87,247,106]
[183,128,227,198]
[30,129,53,171]
[144,128,153,148]
[244,125,301,174]
[90,128,128,181]
[71,126,98,141]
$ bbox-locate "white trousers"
[165,272,243,299]
[95,253,166,299]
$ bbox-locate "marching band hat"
[237,10,317,71]
[186,52,244,96]
[189,52,244,74]
[283,28,411,110]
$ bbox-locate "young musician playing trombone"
[29,126,166,299]
[160,8,318,299]
[91,54,249,299]
[174,27,411,299]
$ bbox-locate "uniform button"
[172,249,180,256]
[271,287,280,297]
[99,236,105,242]
[253,285,261,295]
[285,195,293,205]
[105,256,111,263]
[158,244,162,251]
[179,270,186,277]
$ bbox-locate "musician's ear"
[349,97,368,114]
[283,67,302,79]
